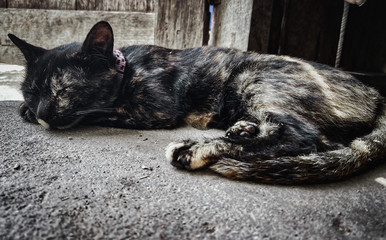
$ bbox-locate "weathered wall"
[0,9,155,65]
[7,0,76,9]
[209,0,254,51]
[0,0,156,65]
[2,0,385,76]
[76,0,154,12]
[6,0,154,11]
[155,0,209,49]
[0,0,211,64]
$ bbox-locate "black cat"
[8,21,386,184]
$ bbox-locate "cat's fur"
[9,21,386,184]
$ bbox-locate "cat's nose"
[36,100,51,129]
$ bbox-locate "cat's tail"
[209,102,386,184]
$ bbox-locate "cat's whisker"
[75,108,116,116]
[56,116,84,130]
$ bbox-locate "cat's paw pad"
[19,102,37,123]
[226,121,259,139]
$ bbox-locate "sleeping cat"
[8,21,386,184]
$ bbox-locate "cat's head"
[8,21,124,129]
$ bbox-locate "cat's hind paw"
[226,121,259,139]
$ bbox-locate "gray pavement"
[1,100,386,239]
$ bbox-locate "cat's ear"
[82,21,114,57]
[8,34,47,63]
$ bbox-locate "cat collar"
[113,50,126,80]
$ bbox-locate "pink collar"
[113,50,126,80]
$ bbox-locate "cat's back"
[227,52,382,129]
[120,44,382,125]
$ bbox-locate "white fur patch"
[165,142,186,162]
[258,121,280,138]
[375,177,386,187]
[350,139,370,154]
[37,119,50,129]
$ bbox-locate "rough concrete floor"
[1,101,386,240]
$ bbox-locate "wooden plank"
[126,0,154,12]
[0,0,6,8]
[7,0,154,11]
[8,0,76,10]
[76,0,154,12]
[0,9,155,65]
[248,0,274,53]
[276,0,343,65]
[341,1,386,73]
[155,0,209,49]
[209,0,254,51]
[0,46,24,66]
[267,0,285,54]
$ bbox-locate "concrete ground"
[0,64,385,239]
[1,101,386,240]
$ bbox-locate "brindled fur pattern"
[9,21,386,184]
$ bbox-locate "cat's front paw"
[19,102,37,123]
[166,140,217,170]
[226,121,259,139]
[166,140,196,170]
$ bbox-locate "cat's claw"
[226,121,259,139]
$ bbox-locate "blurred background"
[1,0,385,100]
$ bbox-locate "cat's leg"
[166,138,242,170]
[19,102,37,124]
[225,111,338,155]
[167,110,340,171]
[225,119,282,142]
[166,116,307,170]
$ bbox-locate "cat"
[8,21,386,184]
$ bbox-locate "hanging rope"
[344,0,367,7]
[335,1,350,68]
[335,0,367,68]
